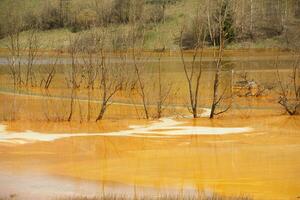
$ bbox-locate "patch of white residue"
[0,117,253,144]
[182,108,212,118]
[0,124,6,133]
[200,108,212,117]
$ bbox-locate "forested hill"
[0,0,300,50]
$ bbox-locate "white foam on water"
[0,111,253,144]
[0,124,6,133]
[200,108,212,118]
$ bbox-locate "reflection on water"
[0,116,299,200]
[0,171,209,200]
[0,115,300,199]
[0,51,299,199]
[0,171,103,199]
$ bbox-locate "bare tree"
[4,6,23,89]
[2,2,24,121]
[66,35,82,121]
[95,50,124,121]
[179,20,206,118]
[276,54,300,115]
[39,60,57,90]
[6,31,21,89]
[129,3,151,119]
[132,45,151,119]
[208,0,232,119]
[89,29,126,121]
[81,31,102,121]
[39,46,63,90]
[25,29,39,87]
[154,49,173,118]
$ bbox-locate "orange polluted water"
[0,50,299,199]
[0,115,299,200]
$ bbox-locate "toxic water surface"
[0,51,297,115]
[0,51,299,199]
[0,114,300,200]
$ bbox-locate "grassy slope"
[0,0,284,50]
[0,0,195,50]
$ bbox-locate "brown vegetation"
[276,54,300,115]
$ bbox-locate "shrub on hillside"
[177,0,235,49]
[68,8,97,33]
[111,0,145,24]
[39,3,63,30]
[111,0,131,23]
[143,4,164,23]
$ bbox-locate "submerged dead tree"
[5,6,23,89]
[66,35,82,122]
[6,30,21,89]
[155,48,172,118]
[25,29,39,87]
[132,46,150,119]
[179,22,206,118]
[209,0,233,119]
[81,31,102,121]
[151,19,173,119]
[39,48,61,90]
[95,30,125,121]
[276,55,300,115]
[95,50,125,121]
[129,3,151,119]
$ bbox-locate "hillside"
[0,0,299,50]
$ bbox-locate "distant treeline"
[181,0,300,49]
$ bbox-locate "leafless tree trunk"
[179,14,207,118]
[66,35,82,122]
[7,36,21,89]
[154,48,172,119]
[40,64,57,90]
[4,2,24,89]
[132,49,150,119]
[6,28,22,90]
[81,31,102,121]
[209,40,231,118]
[95,50,124,121]
[3,3,24,121]
[129,8,150,119]
[39,47,62,90]
[25,29,39,87]
[209,0,232,119]
[84,52,98,121]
